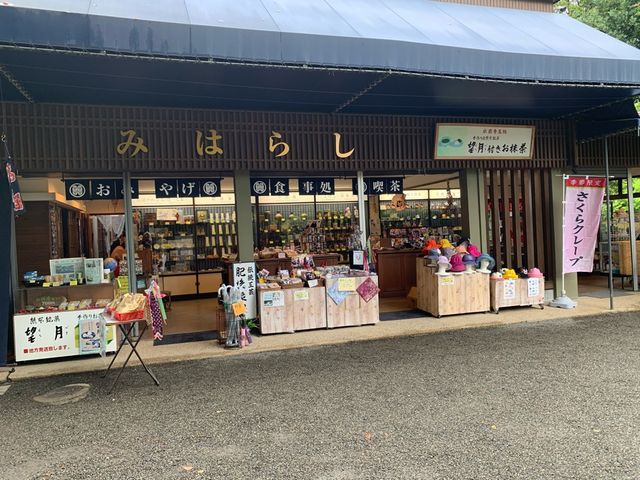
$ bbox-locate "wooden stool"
[161,291,172,311]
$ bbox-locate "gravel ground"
[1,312,639,480]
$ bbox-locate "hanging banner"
[434,123,535,160]
[563,176,606,273]
[3,141,26,216]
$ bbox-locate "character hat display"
[442,247,456,259]
[449,254,466,272]
[455,244,468,254]
[425,239,440,251]
[528,267,544,278]
[467,244,482,257]
[437,255,451,269]
[491,271,503,280]
[502,268,518,280]
[462,254,477,265]
[476,253,496,272]
[518,268,529,278]
[440,239,453,249]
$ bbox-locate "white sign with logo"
[14,309,117,362]
[232,262,257,319]
[435,123,535,160]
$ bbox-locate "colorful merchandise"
[449,254,466,273]
[476,253,496,273]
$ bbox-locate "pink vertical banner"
[563,177,605,273]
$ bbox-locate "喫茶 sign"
[435,123,535,160]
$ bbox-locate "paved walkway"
[2,311,639,479]
[10,291,640,380]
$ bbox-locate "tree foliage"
[556,0,640,49]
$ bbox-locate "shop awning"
[576,101,640,142]
[0,1,638,118]
[1,0,640,85]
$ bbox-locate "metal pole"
[604,138,614,310]
[356,171,367,249]
[123,172,136,294]
[627,168,638,291]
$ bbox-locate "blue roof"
[1,0,640,85]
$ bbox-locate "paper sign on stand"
[293,290,310,302]
[338,277,356,292]
[232,262,257,319]
[503,279,516,300]
[527,278,540,297]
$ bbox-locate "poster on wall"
[232,262,257,320]
[563,177,606,273]
[49,258,85,284]
[13,309,117,362]
[434,123,535,160]
[84,258,104,285]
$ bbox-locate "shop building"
[1,0,639,363]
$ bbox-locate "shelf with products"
[380,197,462,244]
[256,202,361,258]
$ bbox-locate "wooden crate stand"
[490,277,545,313]
[416,259,490,317]
[325,276,379,328]
[259,287,327,334]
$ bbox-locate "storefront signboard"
[65,179,139,200]
[232,262,257,320]
[299,178,335,196]
[65,180,91,200]
[434,123,535,160]
[351,178,403,195]
[563,176,605,273]
[13,309,117,362]
[251,178,270,196]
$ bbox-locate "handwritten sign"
[232,301,247,317]
[503,279,516,300]
[293,290,309,302]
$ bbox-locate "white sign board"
[232,262,257,320]
[503,279,516,300]
[14,309,117,362]
[435,123,535,160]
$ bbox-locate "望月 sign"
[435,123,535,160]
[13,309,117,362]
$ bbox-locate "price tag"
[42,282,50,288]
[278,252,286,259]
[439,276,454,286]
[69,280,78,286]
[307,279,319,288]
[294,290,309,302]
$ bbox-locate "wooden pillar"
[460,169,488,252]
[368,195,381,237]
[233,171,255,262]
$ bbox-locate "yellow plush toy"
[502,269,518,280]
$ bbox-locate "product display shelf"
[416,259,490,317]
[325,276,379,328]
[17,283,115,311]
[490,277,545,313]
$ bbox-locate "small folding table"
[102,317,159,393]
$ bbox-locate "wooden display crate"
[258,287,327,334]
[325,276,379,328]
[416,259,490,317]
[490,277,545,313]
